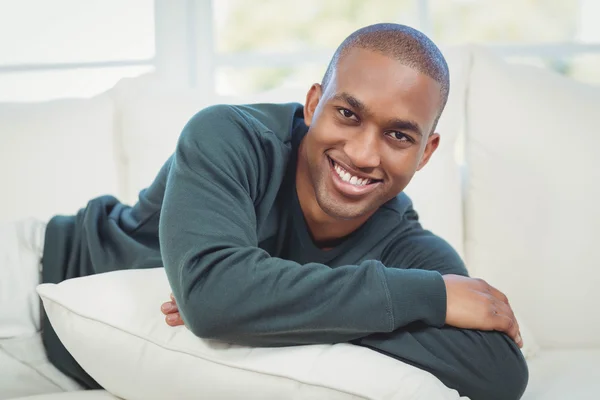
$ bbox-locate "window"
[429,0,581,44]
[0,0,155,102]
[2,1,599,102]
[202,0,600,96]
[506,53,600,85]
[214,0,418,54]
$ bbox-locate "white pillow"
[0,94,119,223]
[37,268,467,400]
[464,46,600,348]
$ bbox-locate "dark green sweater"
[42,103,528,399]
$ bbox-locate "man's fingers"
[492,305,523,348]
[162,294,184,327]
[480,283,522,347]
[161,301,178,315]
[165,312,185,326]
[496,300,521,342]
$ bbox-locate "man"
[1,23,528,399]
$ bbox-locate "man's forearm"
[167,251,447,345]
[356,323,528,400]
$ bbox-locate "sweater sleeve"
[159,105,447,345]
[356,210,529,400]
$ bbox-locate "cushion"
[37,268,467,400]
[10,391,118,400]
[0,94,119,223]
[0,334,83,400]
[464,47,600,347]
[521,349,600,399]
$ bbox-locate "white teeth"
[332,160,370,186]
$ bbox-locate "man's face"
[300,48,442,221]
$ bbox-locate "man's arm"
[160,105,527,399]
[160,105,448,343]
[360,217,528,400]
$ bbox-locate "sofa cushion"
[0,334,83,400]
[10,391,118,400]
[37,268,467,400]
[464,47,600,347]
[521,349,600,399]
[0,95,119,223]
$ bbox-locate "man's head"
[297,23,449,228]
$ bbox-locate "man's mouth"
[327,156,382,197]
[328,156,381,186]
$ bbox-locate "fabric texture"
[464,47,600,348]
[37,268,468,400]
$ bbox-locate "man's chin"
[317,194,374,221]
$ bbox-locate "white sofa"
[1,45,599,399]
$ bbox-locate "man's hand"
[443,275,523,348]
[160,293,185,327]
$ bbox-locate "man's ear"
[304,83,322,127]
[416,132,440,171]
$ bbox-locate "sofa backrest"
[463,47,600,348]
[0,94,119,222]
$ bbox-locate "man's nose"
[344,129,381,169]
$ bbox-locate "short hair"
[321,23,450,131]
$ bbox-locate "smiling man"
[156,24,528,399]
[2,23,528,400]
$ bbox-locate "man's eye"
[338,108,356,119]
[386,131,411,142]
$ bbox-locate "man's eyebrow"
[332,92,423,137]
[386,119,423,137]
[332,92,369,115]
